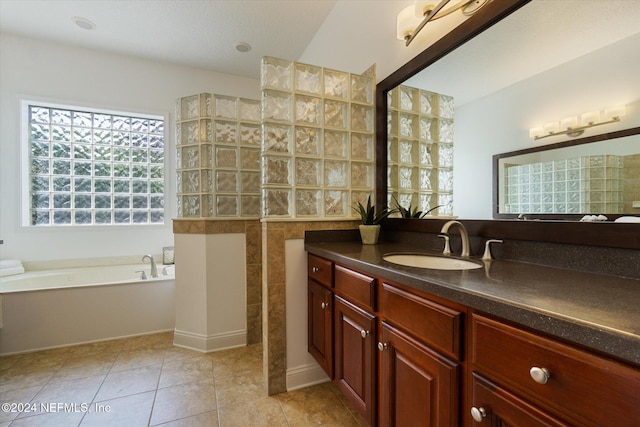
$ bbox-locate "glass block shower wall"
[261,57,376,218]
[176,94,262,217]
[504,155,625,214]
[387,85,454,217]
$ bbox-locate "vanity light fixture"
[529,106,626,140]
[397,0,490,46]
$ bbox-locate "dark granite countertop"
[304,239,640,366]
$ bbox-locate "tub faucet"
[440,220,470,257]
[142,254,158,278]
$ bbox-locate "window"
[24,102,165,226]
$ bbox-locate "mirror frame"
[493,127,640,220]
[375,0,532,212]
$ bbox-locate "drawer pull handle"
[470,406,487,422]
[311,267,319,273]
[321,302,329,309]
[529,367,551,384]
[360,330,370,338]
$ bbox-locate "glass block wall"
[176,93,262,217]
[504,155,625,214]
[261,57,375,218]
[387,85,454,217]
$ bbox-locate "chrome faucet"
[142,254,158,278]
[440,220,470,257]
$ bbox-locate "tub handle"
[135,270,147,280]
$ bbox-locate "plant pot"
[359,224,381,245]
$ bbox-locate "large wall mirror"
[376,0,640,221]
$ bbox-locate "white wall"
[0,33,260,262]
[454,33,640,218]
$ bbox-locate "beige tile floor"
[0,333,367,426]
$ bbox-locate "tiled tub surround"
[304,227,640,365]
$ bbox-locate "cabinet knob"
[321,302,329,309]
[311,267,319,273]
[360,330,370,338]
[529,366,551,384]
[377,342,388,351]
[470,406,487,422]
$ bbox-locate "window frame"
[20,98,170,228]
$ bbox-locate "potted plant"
[352,195,396,244]
[391,196,441,219]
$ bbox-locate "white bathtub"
[0,263,175,293]
[0,262,176,355]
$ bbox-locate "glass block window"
[25,103,165,226]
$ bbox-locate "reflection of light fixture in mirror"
[397,0,490,46]
[529,106,626,140]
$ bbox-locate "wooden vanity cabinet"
[307,255,333,378]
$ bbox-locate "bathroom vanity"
[305,230,640,426]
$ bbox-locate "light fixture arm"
[534,116,622,140]
[405,0,452,46]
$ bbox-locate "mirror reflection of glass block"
[295,127,320,155]
[420,92,435,116]
[388,165,398,189]
[438,144,453,167]
[295,189,321,216]
[215,146,238,168]
[214,95,237,120]
[323,69,349,99]
[420,168,432,191]
[182,170,200,193]
[387,111,398,136]
[240,148,261,170]
[399,166,417,190]
[216,171,237,192]
[201,169,214,193]
[324,131,348,158]
[264,188,291,216]
[263,156,291,185]
[419,193,432,212]
[241,195,261,217]
[400,140,418,164]
[180,121,199,145]
[351,104,373,132]
[400,87,418,112]
[439,95,454,119]
[351,162,374,188]
[241,171,261,192]
[420,117,436,141]
[295,95,321,126]
[239,99,261,122]
[215,121,237,144]
[388,137,398,163]
[262,57,293,91]
[350,75,373,104]
[202,194,215,217]
[439,119,454,143]
[295,158,321,186]
[324,100,348,129]
[240,124,261,146]
[182,146,200,169]
[262,90,292,122]
[263,123,291,153]
[324,190,348,216]
[217,195,238,216]
[439,170,453,191]
[387,88,398,109]
[397,193,417,212]
[180,95,199,120]
[420,143,432,166]
[351,133,373,161]
[183,195,200,217]
[399,113,418,138]
[295,64,322,95]
[324,161,348,188]
[438,194,453,215]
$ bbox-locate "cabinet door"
[470,373,570,427]
[334,296,376,426]
[308,280,333,377]
[379,322,459,427]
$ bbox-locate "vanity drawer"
[380,283,462,360]
[471,313,640,426]
[307,254,332,288]
[334,265,375,312]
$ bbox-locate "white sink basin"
[383,253,482,270]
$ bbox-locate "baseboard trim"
[286,363,330,391]
[173,328,246,353]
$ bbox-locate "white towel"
[0,266,25,277]
[614,216,640,223]
[0,259,23,269]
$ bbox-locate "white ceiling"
[0,0,338,80]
